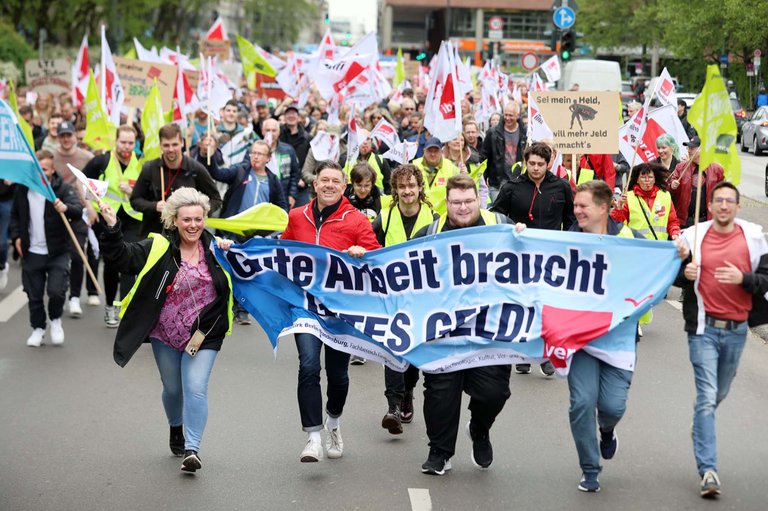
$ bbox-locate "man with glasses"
[676,182,768,498]
[201,139,287,325]
[412,175,514,476]
[483,102,527,202]
[397,99,417,138]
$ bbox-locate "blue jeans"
[688,322,747,476]
[295,333,350,432]
[568,349,633,475]
[150,339,218,452]
[0,198,11,268]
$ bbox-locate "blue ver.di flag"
[0,99,56,202]
[214,225,680,374]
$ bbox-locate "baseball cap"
[256,99,268,107]
[683,136,701,148]
[424,137,442,150]
[58,121,76,135]
[285,102,300,113]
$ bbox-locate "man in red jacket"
[281,160,381,464]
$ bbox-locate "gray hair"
[161,187,211,230]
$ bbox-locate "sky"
[328,0,377,35]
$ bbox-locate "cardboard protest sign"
[201,39,231,61]
[114,57,176,110]
[25,59,71,94]
[532,92,620,154]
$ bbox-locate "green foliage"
[0,19,35,71]
[246,0,318,50]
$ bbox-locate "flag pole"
[160,166,165,202]
[690,159,705,261]
[59,211,102,296]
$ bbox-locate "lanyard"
[162,164,183,198]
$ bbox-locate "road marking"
[0,285,27,322]
[408,488,432,511]
[666,299,683,311]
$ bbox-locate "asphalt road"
[1,156,768,511]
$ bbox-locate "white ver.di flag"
[652,67,678,108]
[370,117,400,150]
[423,41,462,143]
[540,55,561,83]
[527,93,554,142]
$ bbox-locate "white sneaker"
[26,328,45,347]
[300,437,323,463]
[68,297,82,318]
[0,264,8,291]
[87,295,101,306]
[325,421,344,459]
[50,318,65,345]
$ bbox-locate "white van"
[558,59,622,92]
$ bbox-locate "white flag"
[370,117,400,150]
[540,55,561,83]
[652,67,678,108]
[346,112,361,165]
[423,41,462,143]
[618,104,690,165]
[310,131,335,161]
[100,26,125,125]
[526,93,554,142]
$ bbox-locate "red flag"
[206,16,227,40]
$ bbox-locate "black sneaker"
[540,361,555,377]
[169,425,185,456]
[235,311,252,325]
[600,428,618,460]
[466,421,493,469]
[578,472,600,492]
[181,450,201,473]
[421,449,452,476]
[700,470,721,498]
[381,404,403,435]
[400,391,414,423]
[515,364,531,374]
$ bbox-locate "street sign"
[553,7,576,30]
[521,52,539,71]
[719,54,729,65]
[488,16,503,40]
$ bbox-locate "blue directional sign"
[553,7,576,30]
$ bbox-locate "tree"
[246,0,318,50]
[0,19,35,72]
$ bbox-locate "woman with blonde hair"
[99,187,234,474]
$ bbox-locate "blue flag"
[215,226,680,375]
[0,99,56,202]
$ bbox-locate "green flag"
[141,79,164,163]
[394,48,405,88]
[83,70,116,151]
[8,81,35,148]
[236,34,277,78]
[687,65,741,184]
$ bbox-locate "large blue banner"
[214,225,680,374]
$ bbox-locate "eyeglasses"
[712,197,738,205]
[251,152,270,157]
[447,198,477,207]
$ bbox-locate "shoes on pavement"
[300,437,323,463]
[515,364,531,374]
[540,360,555,377]
[600,428,618,460]
[180,450,201,472]
[578,472,600,492]
[170,425,185,456]
[235,310,252,325]
[350,355,366,365]
[0,263,8,290]
[26,328,45,347]
[325,420,343,459]
[50,318,64,345]
[87,295,101,306]
[68,297,82,318]
[466,420,493,469]
[381,404,403,435]
[400,391,414,424]
[105,306,120,328]
[421,449,452,476]
[700,470,721,498]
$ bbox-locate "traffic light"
[560,31,575,61]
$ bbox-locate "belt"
[705,315,744,330]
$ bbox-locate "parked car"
[677,93,698,107]
[741,105,768,156]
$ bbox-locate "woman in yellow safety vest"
[442,134,490,208]
[612,162,681,241]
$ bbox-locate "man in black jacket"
[10,149,84,347]
[491,142,575,376]
[130,124,221,238]
[280,104,311,206]
[483,102,527,201]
